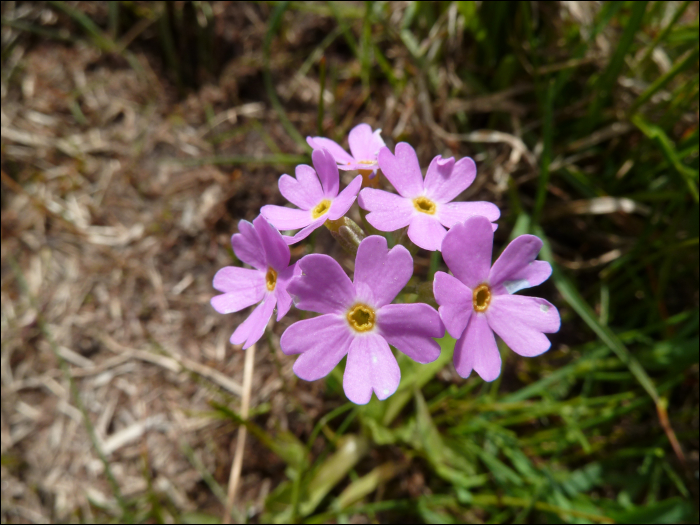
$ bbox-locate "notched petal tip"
[436,155,455,167]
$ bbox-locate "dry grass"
[0,16,316,521]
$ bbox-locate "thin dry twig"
[223,342,256,523]
[98,333,242,396]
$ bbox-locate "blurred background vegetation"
[1,1,698,523]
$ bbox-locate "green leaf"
[299,434,370,516]
[334,462,402,510]
[210,402,308,471]
[382,335,455,425]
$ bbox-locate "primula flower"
[434,216,560,381]
[307,123,385,175]
[261,148,362,245]
[358,143,500,251]
[280,236,445,404]
[211,215,299,349]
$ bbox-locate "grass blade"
[263,1,309,150]
[535,227,686,463]
[630,47,699,114]
[588,1,649,126]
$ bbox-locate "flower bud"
[324,216,366,256]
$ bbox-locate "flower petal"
[307,136,355,165]
[433,271,473,339]
[230,293,276,349]
[260,205,312,232]
[437,201,501,229]
[486,294,560,357]
[278,167,323,210]
[211,267,265,314]
[343,334,400,405]
[488,235,552,294]
[453,313,501,381]
[353,236,413,307]
[312,148,340,197]
[377,303,443,363]
[441,216,493,288]
[281,314,353,380]
[327,175,362,220]
[358,188,414,232]
[287,254,355,314]
[275,262,301,321]
[280,217,327,245]
[348,124,384,162]
[232,220,266,270]
[407,214,447,251]
[253,215,291,271]
[377,143,424,198]
[424,156,477,204]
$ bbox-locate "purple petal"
[275,262,301,321]
[253,215,291,271]
[358,188,414,231]
[353,236,413,307]
[486,294,560,357]
[433,271,473,339]
[211,267,265,314]
[343,334,400,405]
[261,205,312,231]
[327,175,362,221]
[378,143,424,198]
[453,313,501,381]
[281,314,353,380]
[407,214,447,251]
[278,166,323,210]
[377,303,443,363]
[287,254,355,314]
[489,235,552,295]
[281,217,327,245]
[348,124,384,162]
[312,148,340,197]
[424,156,477,204]
[230,293,276,349]
[232,220,266,270]
[437,201,501,229]
[307,136,355,165]
[441,216,493,288]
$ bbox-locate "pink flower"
[261,148,362,245]
[280,236,444,405]
[211,215,300,349]
[358,143,500,251]
[434,216,560,381]
[306,123,385,174]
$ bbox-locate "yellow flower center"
[265,267,277,291]
[413,196,436,215]
[359,169,380,189]
[346,303,376,333]
[358,159,374,164]
[472,283,491,312]
[312,199,331,219]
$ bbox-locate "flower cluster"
[212,124,560,404]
